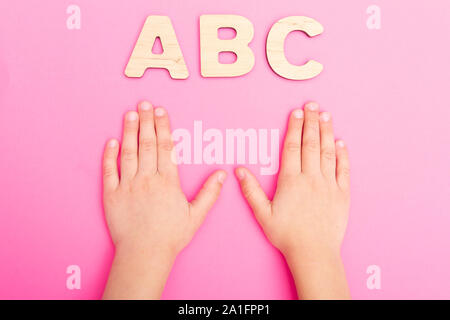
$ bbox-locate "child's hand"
[235,102,350,299]
[102,101,226,299]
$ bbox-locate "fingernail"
[127,112,138,121]
[217,172,227,184]
[293,109,304,119]
[337,140,345,148]
[320,112,331,122]
[236,168,246,181]
[306,102,319,111]
[108,139,118,148]
[155,107,165,117]
[140,101,152,111]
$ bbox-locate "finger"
[336,140,350,191]
[280,109,304,176]
[154,107,178,177]
[301,101,321,174]
[319,112,336,179]
[103,139,120,192]
[120,111,139,182]
[138,101,157,175]
[189,170,227,228]
[235,167,271,225]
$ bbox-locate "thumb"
[189,170,227,228]
[235,167,271,225]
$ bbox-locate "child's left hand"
[102,101,226,299]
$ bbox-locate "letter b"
[200,15,255,77]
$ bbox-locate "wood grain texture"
[200,15,255,77]
[266,16,324,80]
[125,15,189,79]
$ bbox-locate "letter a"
[125,16,189,79]
[66,265,81,290]
[66,5,81,30]
[366,5,381,30]
[366,265,381,290]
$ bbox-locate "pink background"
[0,0,449,299]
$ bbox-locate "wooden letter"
[200,15,255,77]
[266,16,324,80]
[125,16,189,79]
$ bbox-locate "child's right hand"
[235,102,351,299]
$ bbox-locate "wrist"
[282,245,349,300]
[115,241,177,266]
[103,242,176,300]
[282,244,342,268]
